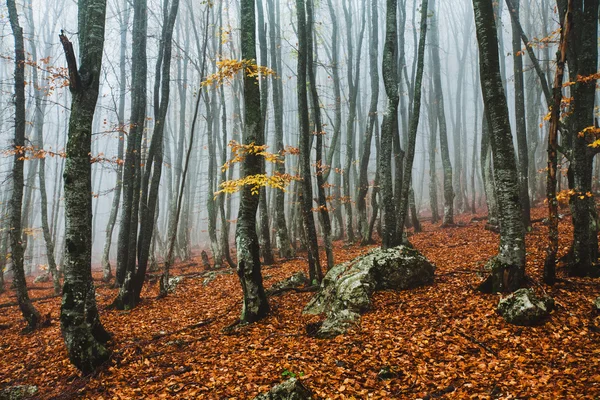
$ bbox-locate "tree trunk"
[397,0,429,237]
[380,0,400,249]
[7,0,41,331]
[509,0,531,225]
[112,0,148,307]
[560,0,599,277]
[237,0,269,323]
[544,0,572,285]
[101,3,130,283]
[306,0,334,271]
[58,0,111,373]
[473,0,526,293]
[429,0,455,227]
[357,0,379,244]
[266,0,294,259]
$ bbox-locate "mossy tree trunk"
[59,0,111,373]
[473,0,526,293]
[237,0,269,323]
[7,0,42,331]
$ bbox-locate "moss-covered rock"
[266,272,309,296]
[0,385,38,400]
[304,246,435,338]
[253,378,312,400]
[594,296,600,312]
[497,288,554,326]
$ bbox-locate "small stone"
[253,378,312,400]
[267,272,309,296]
[0,385,38,400]
[497,288,554,326]
[167,276,183,293]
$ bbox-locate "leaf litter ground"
[1,207,599,399]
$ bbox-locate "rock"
[0,385,38,400]
[594,296,600,312]
[203,272,218,286]
[304,246,435,337]
[307,309,360,339]
[167,276,183,293]
[33,274,50,284]
[267,272,309,296]
[497,288,554,326]
[253,378,312,400]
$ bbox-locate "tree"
[429,0,455,227]
[7,0,42,331]
[59,0,111,373]
[473,0,526,293]
[236,0,269,323]
[544,0,572,285]
[357,0,379,244]
[115,0,147,289]
[297,0,323,283]
[508,0,531,225]
[266,0,294,259]
[558,0,599,277]
[112,0,148,309]
[101,1,130,282]
[380,0,400,249]
[397,0,429,238]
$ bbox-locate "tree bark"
[237,0,270,322]
[59,0,111,373]
[7,0,41,331]
[473,0,526,293]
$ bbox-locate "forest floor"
[1,207,600,399]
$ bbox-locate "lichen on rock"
[253,378,312,400]
[497,288,554,326]
[304,245,435,338]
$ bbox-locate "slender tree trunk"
[397,0,429,238]
[306,0,334,271]
[544,0,572,285]
[509,0,531,225]
[58,0,111,372]
[427,79,440,223]
[380,0,400,249]
[101,3,129,282]
[7,0,41,331]
[112,0,147,308]
[256,0,275,266]
[429,0,455,226]
[357,0,379,244]
[266,0,294,259]
[297,0,322,283]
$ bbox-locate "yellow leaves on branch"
[3,146,124,165]
[555,189,594,206]
[216,141,300,197]
[216,172,297,197]
[221,140,297,172]
[202,59,275,88]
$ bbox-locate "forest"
[0,0,599,398]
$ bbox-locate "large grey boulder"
[254,378,312,400]
[497,288,554,326]
[304,246,435,338]
[0,385,38,400]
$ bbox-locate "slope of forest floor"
[1,207,599,399]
